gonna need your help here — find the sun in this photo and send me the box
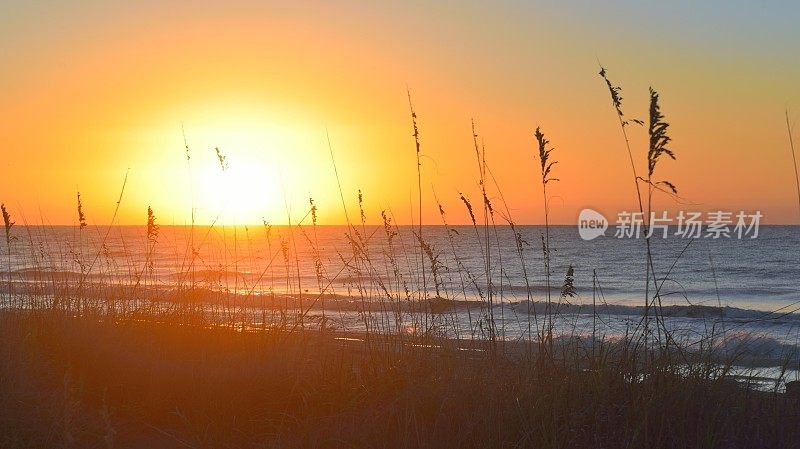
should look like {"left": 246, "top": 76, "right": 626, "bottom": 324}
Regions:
{"left": 192, "top": 161, "right": 281, "bottom": 225}
{"left": 174, "top": 109, "right": 337, "bottom": 225}
{"left": 184, "top": 121, "right": 296, "bottom": 225}
{"left": 128, "top": 101, "right": 348, "bottom": 226}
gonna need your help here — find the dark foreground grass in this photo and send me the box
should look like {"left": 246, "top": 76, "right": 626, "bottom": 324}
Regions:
{"left": 1, "top": 311, "right": 798, "bottom": 449}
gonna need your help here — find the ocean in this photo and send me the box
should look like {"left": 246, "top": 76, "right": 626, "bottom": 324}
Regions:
{"left": 3, "top": 224, "right": 800, "bottom": 371}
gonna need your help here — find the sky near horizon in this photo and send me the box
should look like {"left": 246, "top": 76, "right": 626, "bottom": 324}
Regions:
{"left": 1, "top": 1, "right": 799, "bottom": 226}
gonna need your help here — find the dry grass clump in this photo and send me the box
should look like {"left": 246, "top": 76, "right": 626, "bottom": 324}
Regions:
{"left": 1, "top": 311, "right": 798, "bottom": 448}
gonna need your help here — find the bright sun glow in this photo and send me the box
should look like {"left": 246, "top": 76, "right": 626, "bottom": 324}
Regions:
{"left": 152, "top": 107, "right": 337, "bottom": 225}
{"left": 194, "top": 162, "right": 282, "bottom": 225}
{"left": 188, "top": 120, "right": 296, "bottom": 224}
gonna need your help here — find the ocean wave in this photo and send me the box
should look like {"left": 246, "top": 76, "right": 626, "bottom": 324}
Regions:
{"left": 543, "top": 333, "right": 800, "bottom": 368}
{"left": 507, "top": 301, "right": 800, "bottom": 323}
{"left": 8, "top": 269, "right": 91, "bottom": 281}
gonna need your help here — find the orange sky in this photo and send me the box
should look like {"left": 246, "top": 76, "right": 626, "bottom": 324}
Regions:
{"left": 1, "top": 1, "right": 799, "bottom": 225}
